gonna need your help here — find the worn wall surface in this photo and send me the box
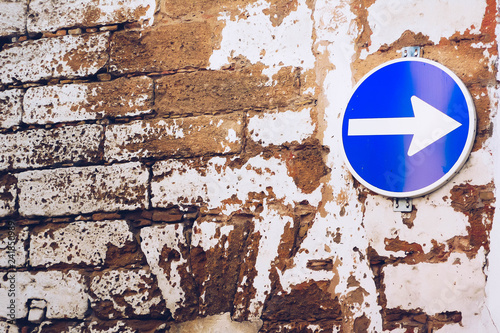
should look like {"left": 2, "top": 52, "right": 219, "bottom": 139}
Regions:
{"left": 0, "top": 0, "right": 499, "bottom": 332}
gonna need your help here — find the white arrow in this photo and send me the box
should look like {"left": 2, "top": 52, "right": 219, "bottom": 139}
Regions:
{"left": 348, "top": 95, "right": 462, "bottom": 156}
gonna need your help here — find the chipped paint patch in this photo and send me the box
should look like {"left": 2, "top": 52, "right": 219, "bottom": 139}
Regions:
{"left": 140, "top": 224, "right": 190, "bottom": 319}
{"left": 105, "top": 113, "right": 243, "bottom": 162}
{"left": 23, "top": 77, "right": 153, "bottom": 124}
{"left": 29, "top": 220, "right": 135, "bottom": 267}
{"left": 0, "top": 33, "right": 109, "bottom": 84}
{"left": 210, "top": 0, "right": 315, "bottom": 79}
{"left": 248, "top": 108, "right": 315, "bottom": 146}
{"left": 0, "top": 0, "right": 27, "bottom": 37}
{"left": 0, "top": 89, "right": 23, "bottom": 129}
{"left": 365, "top": 0, "right": 487, "bottom": 57}
{"left": 17, "top": 162, "right": 149, "bottom": 217}
{"left": 363, "top": 197, "right": 469, "bottom": 256}
{"left": 384, "top": 250, "right": 494, "bottom": 330}
{"left": 90, "top": 269, "right": 165, "bottom": 319}
{"left": 151, "top": 155, "right": 323, "bottom": 214}
{"left": 28, "top": 0, "right": 155, "bottom": 33}
{"left": 0, "top": 124, "right": 102, "bottom": 171}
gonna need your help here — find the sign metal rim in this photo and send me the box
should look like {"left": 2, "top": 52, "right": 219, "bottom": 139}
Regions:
{"left": 340, "top": 57, "right": 476, "bottom": 198}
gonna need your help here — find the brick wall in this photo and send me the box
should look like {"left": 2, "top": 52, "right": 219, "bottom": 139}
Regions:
{"left": 0, "top": 0, "right": 498, "bottom": 332}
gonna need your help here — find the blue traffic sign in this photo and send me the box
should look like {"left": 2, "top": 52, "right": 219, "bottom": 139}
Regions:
{"left": 341, "top": 58, "right": 476, "bottom": 198}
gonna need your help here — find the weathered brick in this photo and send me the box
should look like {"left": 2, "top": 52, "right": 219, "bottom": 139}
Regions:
{"left": 109, "top": 22, "right": 212, "bottom": 74}
{"left": 0, "top": 174, "right": 16, "bottom": 218}
{"left": 151, "top": 155, "right": 322, "bottom": 209}
{"left": 23, "top": 76, "right": 153, "bottom": 124}
{"left": 155, "top": 67, "right": 300, "bottom": 116}
{"left": 17, "top": 162, "right": 149, "bottom": 217}
{"left": 0, "top": 33, "right": 109, "bottom": 85}
{"left": 160, "top": 0, "right": 233, "bottom": 17}
{"left": 88, "top": 320, "right": 168, "bottom": 332}
{"left": 104, "top": 112, "right": 243, "bottom": 162}
{"left": 27, "top": 0, "right": 155, "bottom": 33}
{"left": 0, "top": 270, "right": 88, "bottom": 319}
{"left": 0, "top": 0, "right": 27, "bottom": 37}
{"left": 0, "top": 226, "right": 28, "bottom": 267}
{"left": 29, "top": 220, "right": 139, "bottom": 267}
{"left": 0, "top": 124, "right": 102, "bottom": 171}
{"left": 89, "top": 268, "right": 167, "bottom": 319}
{"left": 0, "top": 89, "right": 23, "bottom": 129}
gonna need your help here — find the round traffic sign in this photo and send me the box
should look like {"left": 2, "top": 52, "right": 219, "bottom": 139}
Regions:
{"left": 341, "top": 58, "right": 476, "bottom": 198}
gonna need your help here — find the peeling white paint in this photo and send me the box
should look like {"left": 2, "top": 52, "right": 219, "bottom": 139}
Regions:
{"left": 0, "top": 33, "right": 109, "bottom": 85}
{"left": 191, "top": 221, "right": 234, "bottom": 252}
{"left": 90, "top": 269, "right": 163, "bottom": 318}
{"left": 30, "top": 220, "right": 134, "bottom": 266}
{"left": 365, "top": 0, "right": 487, "bottom": 57}
{"left": 0, "top": 124, "right": 103, "bottom": 171}
{"left": 384, "top": 250, "right": 497, "bottom": 331}
{"left": 17, "top": 162, "right": 149, "bottom": 217}
{"left": 235, "top": 204, "right": 290, "bottom": 319}
{"left": 248, "top": 108, "right": 315, "bottom": 146}
{"left": 0, "top": 89, "right": 23, "bottom": 129}
{"left": 210, "top": 0, "right": 315, "bottom": 79}
{"left": 152, "top": 155, "right": 323, "bottom": 215}
{"left": 0, "top": 0, "right": 27, "bottom": 37}
{"left": 486, "top": 22, "right": 500, "bottom": 331}
{"left": 28, "top": 0, "right": 156, "bottom": 33}
{"left": 23, "top": 77, "right": 153, "bottom": 124}
{"left": 313, "top": 0, "right": 383, "bottom": 331}
{"left": 140, "top": 224, "right": 189, "bottom": 319}
{"left": 363, "top": 196, "right": 469, "bottom": 256}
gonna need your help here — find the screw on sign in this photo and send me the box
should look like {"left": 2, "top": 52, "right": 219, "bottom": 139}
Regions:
{"left": 340, "top": 58, "right": 476, "bottom": 198}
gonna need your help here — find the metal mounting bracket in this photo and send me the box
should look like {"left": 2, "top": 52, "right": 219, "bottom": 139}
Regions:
{"left": 393, "top": 198, "right": 413, "bottom": 212}
{"left": 401, "top": 46, "right": 422, "bottom": 58}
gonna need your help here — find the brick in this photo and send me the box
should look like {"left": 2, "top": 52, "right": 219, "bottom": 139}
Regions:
{"left": 190, "top": 217, "right": 252, "bottom": 316}
{"left": 104, "top": 113, "right": 244, "bottom": 162}
{"left": 0, "top": 124, "right": 102, "bottom": 171}
{"left": 109, "top": 22, "right": 212, "bottom": 74}
{"left": 0, "top": 0, "right": 27, "bottom": 37}
{"left": 0, "top": 89, "right": 23, "bottom": 129}
{"left": 0, "top": 174, "right": 16, "bottom": 218}
{"left": 160, "top": 0, "right": 231, "bottom": 17}
{"left": 155, "top": 68, "right": 300, "bottom": 116}
{"left": 17, "top": 162, "right": 149, "bottom": 217}
{"left": 0, "top": 33, "right": 109, "bottom": 85}
{"left": 0, "top": 226, "right": 28, "bottom": 267}
{"left": 23, "top": 76, "right": 153, "bottom": 124}
{"left": 89, "top": 268, "right": 167, "bottom": 319}
{"left": 0, "top": 270, "right": 88, "bottom": 319}
{"left": 88, "top": 320, "right": 168, "bottom": 332}
{"left": 151, "top": 155, "right": 321, "bottom": 209}
{"left": 27, "top": 0, "right": 155, "bottom": 33}
{"left": 29, "top": 220, "right": 138, "bottom": 267}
